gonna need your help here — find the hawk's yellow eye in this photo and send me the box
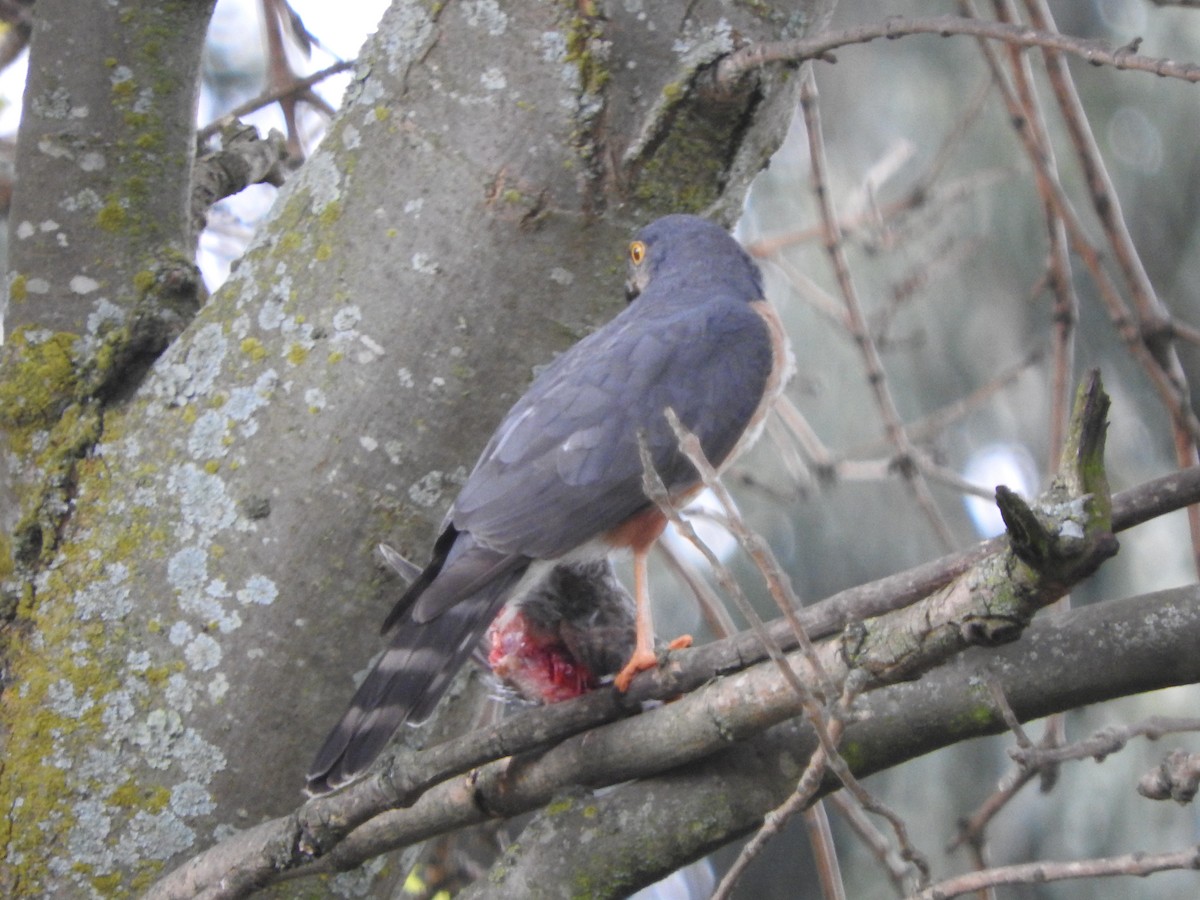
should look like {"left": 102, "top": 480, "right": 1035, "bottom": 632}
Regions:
{"left": 629, "top": 240, "right": 646, "bottom": 265}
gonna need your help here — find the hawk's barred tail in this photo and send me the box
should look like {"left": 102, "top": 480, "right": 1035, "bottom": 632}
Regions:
{"left": 305, "top": 571, "right": 521, "bottom": 795}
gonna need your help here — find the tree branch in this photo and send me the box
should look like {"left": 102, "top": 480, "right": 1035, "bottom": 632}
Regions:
{"left": 718, "top": 15, "right": 1200, "bottom": 84}
{"left": 913, "top": 844, "right": 1200, "bottom": 899}
{"left": 464, "top": 585, "right": 1200, "bottom": 898}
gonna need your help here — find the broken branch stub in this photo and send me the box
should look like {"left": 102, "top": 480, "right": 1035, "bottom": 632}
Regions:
{"left": 843, "top": 370, "right": 1118, "bottom": 684}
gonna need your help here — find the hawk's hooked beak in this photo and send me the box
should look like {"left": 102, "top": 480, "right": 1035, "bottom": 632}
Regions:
{"left": 624, "top": 269, "right": 648, "bottom": 304}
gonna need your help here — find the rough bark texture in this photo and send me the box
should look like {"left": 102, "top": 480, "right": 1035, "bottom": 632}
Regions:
{"left": 0, "top": 1, "right": 816, "bottom": 895}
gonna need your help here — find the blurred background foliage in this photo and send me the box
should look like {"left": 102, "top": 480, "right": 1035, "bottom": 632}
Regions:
{"left": 728, "top": 3, "right": 1200, "bottom": 897}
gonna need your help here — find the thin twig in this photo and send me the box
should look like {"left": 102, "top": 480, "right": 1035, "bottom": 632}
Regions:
{"left": 1012, "top": 716, "right": 1200, "bottom": 768}
{"left": 845, "top": 348, "right": 1042, "bottom": 457}
{"left": 828, "top": 791, "right": 913, "bottom": 895}
{"left": 636, "top": 430, "right": 814, "bottom": 704}
{"left": 654, "top": 541, "right": 738, "bottom": 639}
{"left": 717, "top": 15, "right": 1200, "bottom": 83}
{"left": 747, "top": 167, "right": 1013, "bottom": 258}
{"left": 197, "top": 60, "right": 355, "bottom": 143}
{"left": 805, "top": 801, "right": 849, "bottom": 900}
{"left": 974, "top": 0, "right": 1078, "bottom": 470}
{"left": 800, "top": 69, "right": 956, "bottom": 549}
{"left": 911, "top": 844, "right": 1200, "bottom": 899}
{"left": 662, "top": 412, "right": 931, "bottom": 895}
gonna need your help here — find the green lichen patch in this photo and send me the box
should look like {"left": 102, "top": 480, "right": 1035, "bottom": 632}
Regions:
{"left": 239, "top": 337, "right": 267, "bottom": 362}
{"left": 0, "top": 422, "right": 181, "bottom": 895}
{"left": 630, "top": 84, "right": 753, "bottom": 215}
{"left": 0, "top": 328, "right": 83, "bottom": 429}
{"left": 9, "top": 273, "right": 27, "bottom": 303}
{"left": 565, "top": 13, "right": 609, "bottom": 95}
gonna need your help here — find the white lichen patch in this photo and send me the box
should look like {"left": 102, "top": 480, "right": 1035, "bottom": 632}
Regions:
{"left": 168, "top": 621, "right": 193, "bottom": 647}
{"left": 79, "top": 151, "right": 105, "bottom": 172}
{"left": 333, "top": 304, "right": 362, "bottom": 332}
{"left": 341, "top": 123, "right": 361, "bottom": 150}
{"left": 305, "top": 386, "right": 327, "bottom": 412}
{"left": 60, "top": 187, "right": 102, "bottom": 213}
{"left": 207, "top": 673, "right": 229, "bottom": 704}
{"left": 539, "top": 31, "right": 567, "bottom": 63}
{"left": 167, "top": 462, "right": 240, "bottom": 543}
{"left": 404, "top": 198, "right": 424, "bottom": 216}
{"left": 236, "top": 574, "right": 277, "bottom": 607}
{"left": 182, "top": 589, "right": 241, "bottom": 635}
{"left": 69, "top": 275, "right": 99, "bottom": 294}
{"left": 86, "top": 297, "right": 126, "bottom": 337}
{"left": 164, "top": 673, "right": 195, "bottom": 715}
{"left": 357, "top": 334, "right": 385, "bottom": 364}
{"left": 30, "top": 85, "right": 73, "bottom": 119}
{"left": 71, "top": 562, "right": 134, "bottom": 622}
{"left": 397, "top": 367, "right": 414, "bottom": 388}
{"left": 672, "top": 17, "right": 734, "bottom": 58}
{"left": 378, "top": 2, "right": 434, "bottom": 76}
{"left": 101, "top": 691, "right": 136, "bottom": 733}
{"left": 124, "top": 809, "right": 196, "bottom": 860}
{"left": 351, "top": 71, "right": 386, "bottom": 109}
{"left": 227, "top": 369, "right": 279, "bottom": 436}
{"left": 61, "top": 798, "right": 115, "bottom": 877}
{"left": 170, "top": 781, "right": 216, "bottom": 818}
{"left": 184, "top": 633, "right": 222, "bottom": 672}
{"left": 258, "top": 297, "right": 287, "bottom": 331}
{"left": 15, "top": 220, "right": 34, "bottom": 239}
{"left": 549, "top": 267, "right": 575, "bottom": 286}
{"left": 303, "top": 150, "right": 342, "bottom": 213}
{"left": 132, "top": 708, "right": 185, "bottom": 769}
{"left": 360, "top": 435, "right": 378, "bottom": 452}
{"left": 188, "top": 409, "right": 230, "bottom": 460}
{"left": 152, "top": 323, "right": 229, "bottom": 406}
{"left": 168, "top": 546, "right": 208, "bottom": 595}
{"left": 47, "top": 679, "right": 94, "bottom": 719}
{"left": 462, "top": 0, "right": 507, "bottom": 35}
{"left": 480, "top": 68, "right": 507, "bottom": 91}
{"left": 411, "top": 252, "right": 439, "bottom": 275}
{"left": 409, "top": 471, "right": 444, "bottom": 507}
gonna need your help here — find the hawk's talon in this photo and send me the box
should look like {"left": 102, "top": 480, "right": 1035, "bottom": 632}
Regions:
{"left": 613, "top": 647, "right": 659, "bottom": 692}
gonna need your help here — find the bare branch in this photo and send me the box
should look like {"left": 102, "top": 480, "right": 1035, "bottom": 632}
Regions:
{"left": 195, "top": 59, "right": 355, "bottom": 143}
{"left": 912, "top": 845, "right": 1200, "bottom": 899}
{"left": 718, "top": 15, "right": 1200, "bottom": 84}
{"left": 799, "top": 68, "right": 956, "bottom": 549}
{"left": 1012, "top": 717, "right": 1200, "bottom": 768}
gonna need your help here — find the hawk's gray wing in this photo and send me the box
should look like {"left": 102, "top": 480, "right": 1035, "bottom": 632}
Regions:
{"left": 410, "top": 297, "right": 774, "bottom": 621}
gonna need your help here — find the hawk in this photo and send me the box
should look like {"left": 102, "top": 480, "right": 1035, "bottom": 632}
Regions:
{"left": 308, "top": 214, "right": 792, "bottom": 794}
